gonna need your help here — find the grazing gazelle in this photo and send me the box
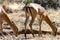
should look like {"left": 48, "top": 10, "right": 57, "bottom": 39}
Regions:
{"left": 0, "top": 5, "right": 18, "bottom": 36}
{"left": 24, "top": 3, "right": 57, "bottom": 37}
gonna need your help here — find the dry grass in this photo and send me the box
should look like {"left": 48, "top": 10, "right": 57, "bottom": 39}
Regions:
{"left": 1, "top": 3, "right": 60, "bottom": 40}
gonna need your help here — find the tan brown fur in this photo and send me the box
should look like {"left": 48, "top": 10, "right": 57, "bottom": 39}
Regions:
{"left": 0, "top": 5, "right": 18, "bottom": 36}
{"left": 24, "top": 3, "right": 57, "bottom": 37}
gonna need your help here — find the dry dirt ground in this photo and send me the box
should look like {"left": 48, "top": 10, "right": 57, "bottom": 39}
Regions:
{"left": 0, "top": 8, "right": 60, "bottom": 40}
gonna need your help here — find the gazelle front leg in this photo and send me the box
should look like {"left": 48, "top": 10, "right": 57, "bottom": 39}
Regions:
{"left": 37, "top": 9, "right": 44, "bottom": 37}
{"left": 37, "top": 15, "right": 43, "bottom": 37}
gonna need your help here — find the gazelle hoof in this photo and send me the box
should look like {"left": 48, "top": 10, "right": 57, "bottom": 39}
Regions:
{"left": 29, "top": 30, "right": 35, "bottom": 37}
{"left": 32, "top": 34, "right": 35, "bottom": 37}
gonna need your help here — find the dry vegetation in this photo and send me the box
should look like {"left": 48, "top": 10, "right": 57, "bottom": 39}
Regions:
{"left": 0, "top": 3, "right": 60, "bottom": 40}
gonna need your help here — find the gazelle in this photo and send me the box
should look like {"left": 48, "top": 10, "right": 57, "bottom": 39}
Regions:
{"left": 0, "top": 5, "right": 18, "bottom": 36}
{"left": 24, "top": 3, "right": 57, "bottom": 37}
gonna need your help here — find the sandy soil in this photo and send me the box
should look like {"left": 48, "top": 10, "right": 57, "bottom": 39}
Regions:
{"left": 0, "top": 6, "right": 60, "bottom": 40}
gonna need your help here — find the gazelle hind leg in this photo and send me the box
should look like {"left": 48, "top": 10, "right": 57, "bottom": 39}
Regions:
{"left": 29, "top": 16, "right": 36, "bottom": 37}
{"left": 24, "top": 13, "right": 29, "bottom": 38}
{"left": 2, "top": 13, "right": 18, "bottom": 36}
